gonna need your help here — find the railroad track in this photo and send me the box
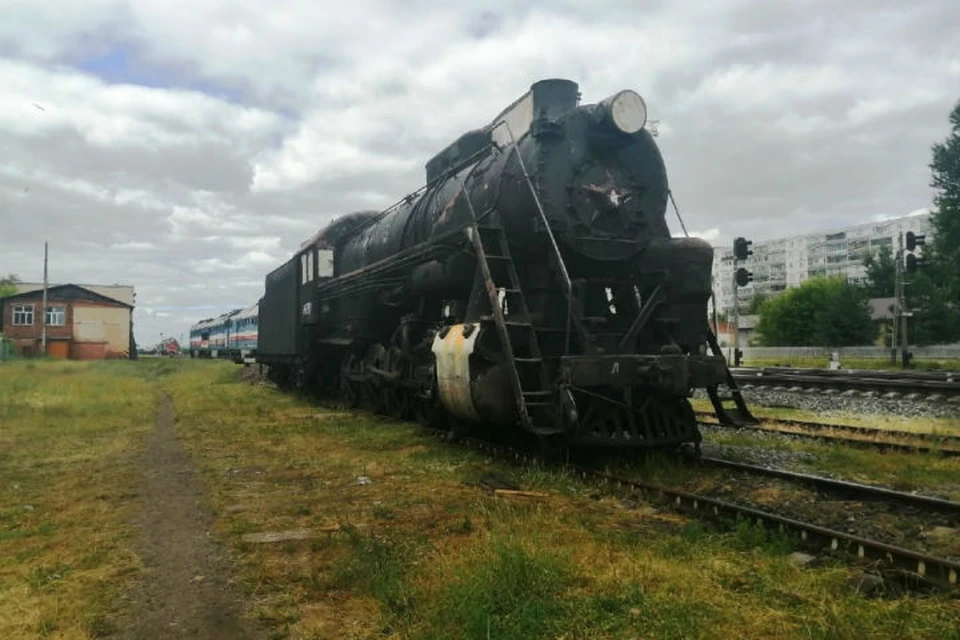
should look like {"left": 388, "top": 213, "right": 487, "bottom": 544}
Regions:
{"left": 731, "top": 366, "right": 960, "bottom": 398}
{"left": 431, "top": 431, "right": 960, "bottom": 592}
{"left": 695, "top": 412, "right": 960, "bottom": 457}
{"left": 692, "top": 453, "right": 960, "bottom": 517}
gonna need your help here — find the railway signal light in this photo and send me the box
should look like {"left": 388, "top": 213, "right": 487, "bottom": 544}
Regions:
{"left": 905, "top": 253, "right": 925, "bottom": 273}
{"left": 733, "top": 237, "right": 753, "bottom": 261}
{"left": 905, "top": 231, "right": 925, "bottom": 252}
{"left": 735, "top": 267, "right": 753, "bottom": 287}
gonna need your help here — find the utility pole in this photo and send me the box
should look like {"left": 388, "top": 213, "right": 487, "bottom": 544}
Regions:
{"left": 891, "top": 233, "right": 902, "bottom": 364}
{"left": 732, "top": 237, "right": 754, "bottom": 367}
{"left": 41, "top": 241, "right": 48, "bottom": 356}
{"left": 899, "top": 230, "right": 925, "bottom": 368}
{"left": 732, "top": 263, "right": 740, "bottom": 364}
{"left": 901, "top": 296, "right": 910, "bottom": 369}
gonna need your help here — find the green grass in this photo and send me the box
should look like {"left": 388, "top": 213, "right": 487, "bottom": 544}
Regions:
{"left": 9, "top": 359, "right": 955, "bottom": 638}
{"left": 0, "top": 360, "right": 155, "bottom": 639}
{"left": 159, "top": 360, "right": 960, "bottom": 639}
{"left": 410, "top": 539, "right": 573, "bottom": 640}
{"left": 3, "top": 358, "right": 959, "bottom": 639}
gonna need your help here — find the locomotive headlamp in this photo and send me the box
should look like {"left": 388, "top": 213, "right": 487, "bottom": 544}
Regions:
{"left": 596, "top": 90, "right": 648, "bottom": 134}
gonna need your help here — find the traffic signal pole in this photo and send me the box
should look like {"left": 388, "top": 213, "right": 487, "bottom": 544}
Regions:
{"left": 892, "top": 232, "right": 902, "bottom": 364}
{"left": 896, "top": 230, "right": 925, "bottom": 368}
{"left": 732, "top": 256, "right": 740, "bottom": 366}
{"left": 730, "top": 237, "right": 753, "bottom": 367}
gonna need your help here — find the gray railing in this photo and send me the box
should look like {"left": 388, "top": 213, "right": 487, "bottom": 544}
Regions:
{"left": 736, "top": 345, "right": 960, "bottom": 361}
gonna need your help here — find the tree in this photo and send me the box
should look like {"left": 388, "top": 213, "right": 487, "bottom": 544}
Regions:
{"left": 916, "top": 99, "right": 960, "bottom": 344}
{"left": 862, "top": 245, "right": 896, "bottom": 298}
{"left": 0, "top": 274, "right": 18, "bottom": 299}
{"left": 908, "top": 281, "right": 958, "bottom": 345}
{"left": 755, "top": 276, "right": 876, "bottom": 346}
{"left": 0, "top": 274, "right": 19, "bottom": 337}
{"left": 746, "top": 293, "right": 768, "bottom": 315}
{"left": 930, "top": 100, "right": 960, "bottom": 285}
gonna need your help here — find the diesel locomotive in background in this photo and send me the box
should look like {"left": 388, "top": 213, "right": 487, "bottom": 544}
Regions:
{"left": 255, "top": 78, "right": 750, "bottom": 450}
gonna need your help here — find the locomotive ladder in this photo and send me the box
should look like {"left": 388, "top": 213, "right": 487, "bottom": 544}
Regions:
{"left": 460, "top": 207, "right": 560, "bottom": 435}
{"left": 705, "top": 327, "right": 758, "bottom": 426}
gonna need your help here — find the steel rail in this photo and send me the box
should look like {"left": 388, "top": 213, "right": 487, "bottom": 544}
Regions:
{"left": 582, "top": 466, "right": 960, "bottom": 591}
{"left": 733, "top": 366, "right": 957, "bottom": 382}
{"left": 732, "top": 370, "right": 960, "bottom": 395}
{"left": 431, "top": 432, "right": 960, "bottom": 592}
{"left": 692, "top": 454, "right": 960, "bottom": 516}
{"left": 695, "top": 413, "right": 960, "bottom": 457}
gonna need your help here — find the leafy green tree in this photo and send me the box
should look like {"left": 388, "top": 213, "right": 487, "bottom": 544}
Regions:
{"left": 0, "top": 274, "right": 19, "bottom": 337}
{"left": 862, "top": 245, "right": 896, "bottom": 298}
{"left": 746, "top": 293, "right": 767, "bottom": 315}
{"left": 0, "top": 274, "right": 18, "bottom": 298}
{"left": 912, "top": 99, "right": 960, "bottom": 344}
{"left": 908, "top": 281, "right": 958, "bottom": 345}
{"left": 755, "top": 276, "right": 876, "bottom": 346}
{"left": 930, "top": 100, "right": 960, "bottom": 287}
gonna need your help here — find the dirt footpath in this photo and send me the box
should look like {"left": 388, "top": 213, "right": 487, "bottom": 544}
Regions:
{"left": 116, "top": 395, "right": 260, "bottom": 639}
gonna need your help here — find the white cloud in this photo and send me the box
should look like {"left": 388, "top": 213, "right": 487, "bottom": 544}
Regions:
{"left": 0, "top": 59, "right": 283, "bottom": 148}
{"left": 685, "top": 63, "right": 848, "bottom": 114}
{"left": 690, "top": 228, "right": 722, "bottom": 244}
{"left": 0, "top": 0, "right": 957, "bottom": 346}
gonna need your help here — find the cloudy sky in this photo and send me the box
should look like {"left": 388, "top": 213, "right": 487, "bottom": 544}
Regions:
{"left": 1, "top": 0, "right": 958, "bottom": 347}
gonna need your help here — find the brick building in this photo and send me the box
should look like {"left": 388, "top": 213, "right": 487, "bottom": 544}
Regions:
{"left": 1, "top": 284, "right": 134, "bottom": 359}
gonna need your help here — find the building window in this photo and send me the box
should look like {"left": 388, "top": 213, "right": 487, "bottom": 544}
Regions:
{"left": 45, "top": 306, "right": 66, "bottom": 326}
{"left": 13, "top": 304, "right": 34, "bottom": 325}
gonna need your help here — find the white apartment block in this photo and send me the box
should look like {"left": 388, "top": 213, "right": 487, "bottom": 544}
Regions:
{"left": 712, "top": 212, "right": 934, "bottom": 315}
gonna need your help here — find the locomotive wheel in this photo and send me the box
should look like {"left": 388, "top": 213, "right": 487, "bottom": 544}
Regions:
{"left": 364, "top": 344, "right": 388, "bottom": 414}
{"left": 414, "top": 366, "right": 444, "bottom": 428}
{"left": 382, "top": 346, "right": 411, "bottom": 419}
{"left": 341, "top": 376, "right": 360, "bottom": 408}
{"left": 363, "top": 382, "right": 385, "bottom": 413}
{"left": 340, "top": 354, "right": 361, "bottom": 408}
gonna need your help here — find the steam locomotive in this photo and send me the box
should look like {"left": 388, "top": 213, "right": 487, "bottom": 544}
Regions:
{"left": 257, "top": 79, "right": 751, "bottom": 449}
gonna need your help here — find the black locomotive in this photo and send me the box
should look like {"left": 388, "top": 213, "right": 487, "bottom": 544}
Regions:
{"left": 257, "top": 79, "right": 752, "bottom": 449}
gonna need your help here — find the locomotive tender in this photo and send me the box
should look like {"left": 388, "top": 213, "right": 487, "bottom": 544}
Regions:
{"left": 257, "top": 79, "right": 747, "bottom": 449}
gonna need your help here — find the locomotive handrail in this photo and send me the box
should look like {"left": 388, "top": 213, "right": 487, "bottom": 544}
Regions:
{"left": 454, "top": 160, "right": 536, "bottom": 430}
{"left": 490, "top": 120, "right": 575, "bottom": 354}
{"left": 490, "top": 120, "right": 573, "bottom": 296}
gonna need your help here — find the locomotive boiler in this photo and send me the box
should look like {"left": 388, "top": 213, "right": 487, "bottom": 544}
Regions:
{"left": 257, "top": 79, "right": 751, "bottom": 449}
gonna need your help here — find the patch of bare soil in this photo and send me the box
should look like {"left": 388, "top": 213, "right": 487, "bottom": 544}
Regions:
{"left": 114, "top": 395, "right": 261, "bottom": 639}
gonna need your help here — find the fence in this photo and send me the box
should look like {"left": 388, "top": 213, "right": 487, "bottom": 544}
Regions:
{"left": 735, "top": 345, "right": 960, "bottom": 363}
